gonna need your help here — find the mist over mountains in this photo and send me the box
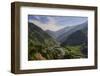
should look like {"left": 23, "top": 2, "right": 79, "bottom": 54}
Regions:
{"left": 46, "top": 21, "right": 88, "bottom": 44}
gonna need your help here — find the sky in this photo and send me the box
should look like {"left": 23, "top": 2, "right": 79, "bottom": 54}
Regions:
{"left": 28, "top": 15, "right": 88, "bottom": 31}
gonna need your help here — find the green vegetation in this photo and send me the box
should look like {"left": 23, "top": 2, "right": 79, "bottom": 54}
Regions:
{"left": 62, "top": 45, "right": 86, "bottom": 59}
{"left": 28, "top": 22, "right": 87, "bottom": 60}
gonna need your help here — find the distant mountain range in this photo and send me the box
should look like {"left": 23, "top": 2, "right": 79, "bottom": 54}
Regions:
{"left": 46, "top": 21, "right": 88, "bottom": 45}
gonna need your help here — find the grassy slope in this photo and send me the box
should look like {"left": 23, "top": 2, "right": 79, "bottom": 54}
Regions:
{"left": 63, "top": 45, "right": 85, "bottom": 59}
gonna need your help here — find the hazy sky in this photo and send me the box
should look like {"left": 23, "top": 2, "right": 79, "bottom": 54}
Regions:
{"left": 28, "top": 15, "right": 88, "bottom": 31}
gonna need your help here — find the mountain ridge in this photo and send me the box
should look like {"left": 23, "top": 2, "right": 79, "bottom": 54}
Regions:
{"left": 46, "top": 21, "right": 88, "bottom": 43}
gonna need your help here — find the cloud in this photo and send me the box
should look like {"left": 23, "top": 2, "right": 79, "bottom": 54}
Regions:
{"left": 29, "top": 17, "right": 66, "bottom": 31}
{"left": 28, "top": 15, "right": 88, "bottom": 31}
